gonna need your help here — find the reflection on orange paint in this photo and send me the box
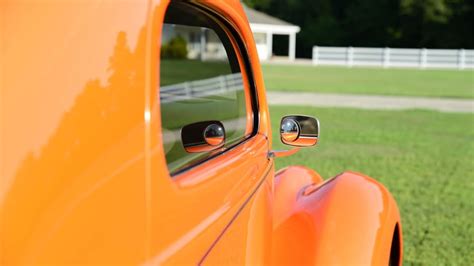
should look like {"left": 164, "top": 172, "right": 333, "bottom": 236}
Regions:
{"left": 281, "top": 132, "right": 299, "bottom": 142}
{"left": 293, "top": 136, "right": 319, "bottom": 146}
{"left": 205, "top": 136, "right": 225, "bottom": 146}
{"left": 0, "top": 0, "right": 402, "bottom": 265}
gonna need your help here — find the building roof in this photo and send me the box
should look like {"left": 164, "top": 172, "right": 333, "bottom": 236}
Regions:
{"left": 243, "top": 5, "right": 296, "bottom": 27}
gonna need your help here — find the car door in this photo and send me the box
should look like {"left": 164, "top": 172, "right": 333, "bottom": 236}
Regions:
{"left": 149, "top": 1, "right": 273, "bottom": 264}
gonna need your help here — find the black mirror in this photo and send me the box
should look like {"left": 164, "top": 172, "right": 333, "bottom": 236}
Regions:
{"left": 181, "top": 121, "right": 225, "bottom": 153}
{"left": 280, "top": 115, "right": 319, "bottom": 147}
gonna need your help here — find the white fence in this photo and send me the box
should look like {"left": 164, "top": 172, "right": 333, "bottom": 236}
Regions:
{"left": 312, "top": 46, "right": 474, "bottom": 69}
{"left": 160, "top": 73, "right": 243, "bottom": 103}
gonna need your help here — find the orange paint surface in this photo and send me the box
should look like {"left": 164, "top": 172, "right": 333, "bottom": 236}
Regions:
{"left": 0, "top": 0, "right": 402, "bottom": 264}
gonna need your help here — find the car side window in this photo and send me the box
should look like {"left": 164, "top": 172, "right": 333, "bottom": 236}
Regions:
{"left": 160, "top": 2, "right": 254, "bottom": 175}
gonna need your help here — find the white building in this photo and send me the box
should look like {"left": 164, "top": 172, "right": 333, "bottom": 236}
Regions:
{"left": 244, "top": 5, "right": 301, "bottom": 61}
{"left": 162, "top": 6, "right": 301, "bottom": 62}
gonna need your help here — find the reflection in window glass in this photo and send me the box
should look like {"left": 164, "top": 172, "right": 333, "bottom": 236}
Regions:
{"left": 160, "top": 3, "right": 252, "bottom": 175}
{"left": 253, "top": 32, "right": 266, "bottom": 45}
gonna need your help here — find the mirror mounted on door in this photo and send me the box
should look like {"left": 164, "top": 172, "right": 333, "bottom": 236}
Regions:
{"left": 280, "top": 115, "right": 320, "bottom": 147}
{"left": 269, "top": 115, "right": 320, "bottom": 158}
{"left": 182, "top": 121, "right": 225, "bottom": 153}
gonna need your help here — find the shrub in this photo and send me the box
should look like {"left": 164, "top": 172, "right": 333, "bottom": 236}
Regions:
{"left": 161, "top": 35, "right": 188, "bottom": 59}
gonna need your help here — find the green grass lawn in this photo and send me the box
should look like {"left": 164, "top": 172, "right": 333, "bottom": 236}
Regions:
{"left": 161, "top": 59, "right": 232, "bottom": 86}
{"left": 262, "top": 65, "right": 474, "bottom": 99}
{"left": 270, "top": 105, "right": 474, "bottom": 265}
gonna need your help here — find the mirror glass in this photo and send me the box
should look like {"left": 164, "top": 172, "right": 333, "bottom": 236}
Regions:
{"left": 280, "top": 115, "right": 319, "bottom": 147}
{"left": 182, "top": 121, "right": 225, "bottom": 153}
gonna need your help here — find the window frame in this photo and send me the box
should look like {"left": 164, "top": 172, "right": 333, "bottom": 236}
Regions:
{"left": 159, "top": 1, "right": 260, "bottom": 177}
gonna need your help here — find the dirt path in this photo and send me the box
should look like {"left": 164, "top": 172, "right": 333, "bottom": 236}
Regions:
{"left": 267, "top": 92, "right": 474, "bottom": 113}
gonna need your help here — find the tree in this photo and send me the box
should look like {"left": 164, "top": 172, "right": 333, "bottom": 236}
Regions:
{"left": 247, "top": 0, "right": 473, "bottom": 58}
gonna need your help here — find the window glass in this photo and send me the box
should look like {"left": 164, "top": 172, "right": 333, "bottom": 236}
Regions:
{"left": 160, "top": 3, "right": 252, "bottom": 175}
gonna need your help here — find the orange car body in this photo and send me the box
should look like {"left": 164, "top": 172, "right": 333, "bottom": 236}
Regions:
{"left": 0, "top": 0, "right": 402, "bottom": 265}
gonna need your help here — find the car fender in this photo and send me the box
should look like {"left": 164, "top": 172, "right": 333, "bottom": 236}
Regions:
{"left": 273, "top": 167, "right": 402, "bottom": 265}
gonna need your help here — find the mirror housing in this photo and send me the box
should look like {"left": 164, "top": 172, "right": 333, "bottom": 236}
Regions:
{"left": 181, "top": 121, "right": 225, "bottom": 153}
{"left": 280, "top": 115, "right": 319, "bottom": 147}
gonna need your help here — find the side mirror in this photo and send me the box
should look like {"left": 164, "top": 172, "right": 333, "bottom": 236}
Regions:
{"left": 181, "top": 121, "right": 225, "bottom": 153}
{"left": 280, "top": 115, "right": 319, "bottom": 147}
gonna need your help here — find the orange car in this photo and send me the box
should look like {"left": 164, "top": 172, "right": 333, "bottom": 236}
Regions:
{"left": 1, "top": 0, "right": 402, "bottom": 265}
